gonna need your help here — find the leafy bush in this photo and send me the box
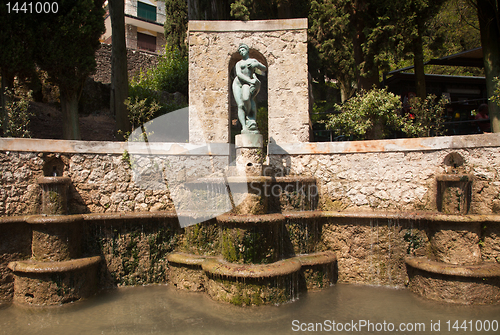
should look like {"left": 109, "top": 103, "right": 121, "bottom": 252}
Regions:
{"left": 1, "top": 84, "right": 33, "bottom": 138}
{"left": 230, "top": 0, "right": 251, "bottom": 20}
{"left": 124, "top": 97, "right": 160, "bottom": 133}
{"left": 127, "top": 45, "right": 188, "bottom": 136}
{"left": 131, "top": 45, "right": 188, "bottom": 96}
{"left": 326, "top": 88, "right": 403, "bottom": 140}
{"left": 402, "top": 94, "right": 448, "bottom": 138}
{"left": 128, "top": 84, "right": 185, "bottom": 119}
{"left": 326, "top": 88, "right": 450, "bottom": 140}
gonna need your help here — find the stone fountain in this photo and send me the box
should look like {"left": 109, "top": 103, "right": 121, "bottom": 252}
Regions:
{"left": 0, "top": 19, "right": 499, "bottom": 310}
{"left": 166, "top": 33, "right": 336, "bottom": 305}
{"left": 166, "top": 132, "right": 336, "bottom": 305}
{"left": 405, "top": 152, "right": 500, "bottom": 304}
{"left": 7, "top": 158, "right": 101, "bottom": 306}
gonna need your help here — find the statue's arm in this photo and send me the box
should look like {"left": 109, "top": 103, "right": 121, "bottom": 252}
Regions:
{"left": 255, "top": 61, "right": 266, "bottom": 72}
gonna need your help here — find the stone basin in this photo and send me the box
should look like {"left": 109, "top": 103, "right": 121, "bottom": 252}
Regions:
{"left": 8, "top": 256, "right": 102, "bottom": 274}
{"left": 7, "top": 256, "right": 103, "bottom": 306}
{"left": 296, "top": 251, "right": 337, "bottom": 266}
{"left": 202, "top": 257, "right": 302, "bottom": 278}
{"left": 167, "top": 252, "right": 213, "bottom": 266}
{"left": 405, "top": 256, "right": 500, "bottom": 304}
{"left": 405, "top": 257, "right": 500, "bottom": 278}
{"left": 37, "top": 176, "right": 71, "bottom": 185}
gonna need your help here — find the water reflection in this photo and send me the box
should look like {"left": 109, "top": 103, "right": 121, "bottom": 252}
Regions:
{"left": 1, "top": 284, "right": 499, "bottom": 334}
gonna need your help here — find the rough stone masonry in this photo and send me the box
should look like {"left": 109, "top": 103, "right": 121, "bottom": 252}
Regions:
{"left": 188, "top": 19, "right": 310, "bottom": 144}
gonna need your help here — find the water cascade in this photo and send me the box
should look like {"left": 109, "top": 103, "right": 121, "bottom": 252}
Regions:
{"left": 167, "top": 133, "right": 337, "bottom": 305}
{"left": 7, "top": 159, "right": 101, "bottom": 306}
{"left": 405, "top": 153, "right": 500, "bottom": 304}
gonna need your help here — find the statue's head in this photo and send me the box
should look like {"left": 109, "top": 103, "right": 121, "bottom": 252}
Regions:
{"left": 238, "top": 43, "right": 249, "bottom": 56}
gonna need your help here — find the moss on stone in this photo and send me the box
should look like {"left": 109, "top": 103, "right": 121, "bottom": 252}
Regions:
{"left": 210, "top": 277, "right": 290, "bottom": 306}
{"left": 182, "top": 222, "right": 219, "bottom": 255}
{"left": 221, "top": 226, "right": 277, "bottom": 264}
{"left": 320, "top": 197, "right": 348, "bottom": 212}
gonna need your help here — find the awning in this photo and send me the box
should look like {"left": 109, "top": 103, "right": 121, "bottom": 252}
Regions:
{"left": 387, "top": 47, "right": 484, "bottom": 76}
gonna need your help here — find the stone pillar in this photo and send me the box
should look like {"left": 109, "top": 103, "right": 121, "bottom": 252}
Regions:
{"left": 235, "top": 133, "right": 263, "bottom": 176}
{"left": 126, "top": 24, "right": 138, "bottom": 50}
{"left": 188, "top": 19, "right": 309, "bottom": 145}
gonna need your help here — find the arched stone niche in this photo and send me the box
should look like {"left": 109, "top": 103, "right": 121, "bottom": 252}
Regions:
{"left": 42, "top": 156, "right": 65, "bottom": 177}
{"left": 228, "top": 48, "right": 268, "bottom": 142}
{"left": 188, "top": 19, "right": 309, "bottom": 145}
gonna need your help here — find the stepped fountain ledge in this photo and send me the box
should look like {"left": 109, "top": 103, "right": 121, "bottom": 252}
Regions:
{"left": 7, "top": 163, "right": 102, "bottom": 306}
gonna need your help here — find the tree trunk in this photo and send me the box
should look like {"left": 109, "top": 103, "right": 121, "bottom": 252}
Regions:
{"left": 277, "top": 0, "right": 292, "bottom": 18}
{"left": 60, "top": 90, "right": 81, "bottom": 140}
{"left": 109, "top": 0, "right": 130, "bottom": 140}
{"left": 478, "top": 0, "right": 500, "bottom": 132}
{"left": 0, "top": 70, "right": 7, "bottom": 136}
{"left": 366, "top": 121, "right": 383, "bottom": 140}
{"left": 339, "top": 76, "right": 354, "bottom": 102}
{"left": 413, "top": 19, "right": 427, "bottom": 100}
{"left": 339, "top": 81, "right": 350, "bottom": 103}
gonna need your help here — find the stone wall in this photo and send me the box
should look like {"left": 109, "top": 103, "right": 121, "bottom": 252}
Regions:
{"left": 269, "top": 133, "right": 500, "bottom": 215}
{"left": 0, "top": 151, "right": 175, "bottom": 216}
{"left": 1, "top": 134, "right": 499, "bottom": 218}
{"left": 188, "top": 19, "right": 309, "bottom": 144}
{"left": 320, "top": 213, "right": 423, "bottom": 287}
{"left": 0, "top": 218, "right": 30, "bottom": 301}
{"left": 92, "top": 43, "right": 159, "bottom": 84}
{"left": 0, "top": 139, "right": 229, "bottom": 216}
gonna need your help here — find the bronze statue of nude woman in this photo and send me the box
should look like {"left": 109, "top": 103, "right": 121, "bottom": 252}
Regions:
{"left": 232, "top": 43, "right": 267, "bottom": 134}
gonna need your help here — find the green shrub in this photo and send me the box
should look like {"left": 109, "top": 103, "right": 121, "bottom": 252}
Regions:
{"left": 230, "top": 0, "right": 251, "bottom": 21}
{"left": 127, "top": 45, "right": 188, "bottom": 137}
{"left": 326, "top": 88, "right": 450, "bottom": 140}
{"left": 124, "top": 97, "right": 160, "bottom": 134}
{"left": 402, "top": 94, "right": 448, "bottom": 138}
{"left": 127, "top": 85, "right": 185, "bottom": 119}
{"left": 1, "top": 84, "right": 33, "bottom": 138}
{"left": 326, "top": 88, "right": 403, "bottom": 140}
{"left": 491, "top": 77, "right": 500, "bottom": 107}
{"left": 130, "top": 45, "right": 188, "bottom": 96}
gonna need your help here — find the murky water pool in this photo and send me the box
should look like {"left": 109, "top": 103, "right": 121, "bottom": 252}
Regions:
{"left": 1, "top": 284, "right": 499, "bottom": 334}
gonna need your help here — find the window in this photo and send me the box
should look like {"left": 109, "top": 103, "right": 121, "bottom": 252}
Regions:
{"left": 137, "top": 1, "right": 156, "bottom": 22}
{"left": 137, "top": 32, "right": 156, "bottom": 52}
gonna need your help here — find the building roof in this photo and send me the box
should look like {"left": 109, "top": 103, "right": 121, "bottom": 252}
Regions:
{"left": 425, "top": 47, "right": 483, "bottom": 68}
{"left": 388, "top": 47, "right": 484, "bottom": 75}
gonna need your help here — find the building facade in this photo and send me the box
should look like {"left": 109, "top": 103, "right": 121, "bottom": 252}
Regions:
{"left": 102, "top": 0, "right": 166, "bottom": 54}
